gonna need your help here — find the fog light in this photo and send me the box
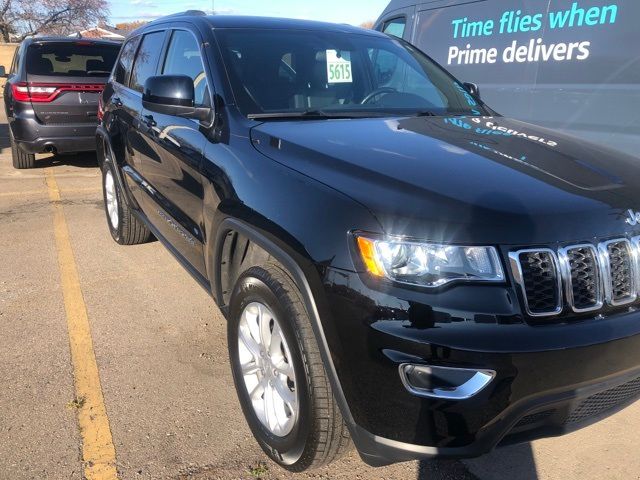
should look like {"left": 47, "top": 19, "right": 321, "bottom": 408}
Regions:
{"left": 399, "top": 364, "right": 495, "bottom": 400}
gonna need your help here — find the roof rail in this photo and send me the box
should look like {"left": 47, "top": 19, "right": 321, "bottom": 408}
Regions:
{"left": 161, "top": 10, "right": 207, "bottom": 19}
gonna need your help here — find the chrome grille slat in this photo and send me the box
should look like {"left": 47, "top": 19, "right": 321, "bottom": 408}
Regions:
{"left": 511, "top": 238, "right": 640, "bottom": 317}
{"left": 599, "top": 239, "right": 637, "bottom": 306}
{"left": 559, "top": 244, "right": 603, "bottom": 313}
{"left": 509, "top": 249, "right": 562, "bottom": 317}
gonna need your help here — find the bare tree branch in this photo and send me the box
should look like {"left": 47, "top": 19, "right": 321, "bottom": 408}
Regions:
{"left": 0, "top": 0, "right": 12, "bottom": 18}
{"left": 0, "top": 0, "right": 109, "bottom": 42}
{"left": 18, "top": 7, "right": 71, "bottom": 39}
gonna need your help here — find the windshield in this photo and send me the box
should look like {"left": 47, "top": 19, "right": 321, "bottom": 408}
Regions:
{"left": 214, "top": 28, "right": 490, "bottom": 118}
{"left": 26, "top": 42, "right": 120, "bottom": 77}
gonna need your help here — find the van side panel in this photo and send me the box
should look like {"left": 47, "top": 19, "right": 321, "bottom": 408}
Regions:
{"left": 383, "top": 0, "right": 639, "bottom": 156}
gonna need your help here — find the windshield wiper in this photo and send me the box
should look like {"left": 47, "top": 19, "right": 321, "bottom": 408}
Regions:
{"left": 247, "top": 110, "right": 383, "bottom": 120}
{"left": 414, "top": 110, "right": 438, "bottom": 117}
{"left": 248, "top": 110, "right": 338, "bottom": 120}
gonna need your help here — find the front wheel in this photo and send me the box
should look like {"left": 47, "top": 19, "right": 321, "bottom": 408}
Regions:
{"left": 101, "top": 160, "right": 153, "bottom": 245}
{"left": 228, "top": 263, "right": 352, "bottom": 471}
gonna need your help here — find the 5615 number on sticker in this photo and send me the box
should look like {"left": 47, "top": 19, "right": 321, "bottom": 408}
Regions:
{"left": 326, "top": 50, "right": 353, "bottom": 83}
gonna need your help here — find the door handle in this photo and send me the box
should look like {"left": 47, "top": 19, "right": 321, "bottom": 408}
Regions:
{"left": 112, "top": 96, "right": 123, "bottom": 107}
{"left": 143, "top": 114, "right": 156, "bottom": 128}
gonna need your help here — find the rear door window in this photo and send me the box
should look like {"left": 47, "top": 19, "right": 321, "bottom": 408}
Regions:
{"left": 9, "top": 44, "right": 21, "bottom": 75}
{"left": 161, "top": 30, "right": 210, "bottom": 107}
{"left": 25, "top": 42, "right": 120, "bottom": 77}
{"left": 383, "top": 17, "right": 406, "bottom": 38}
{"left": 114, "top": 36, "right": 141, "bottom": 85}
{"left": 129, "top": 31, "right": 166, "bottom": 93}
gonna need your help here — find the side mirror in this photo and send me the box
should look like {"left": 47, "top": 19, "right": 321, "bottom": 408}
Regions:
{"left": 463, "top": 82, "right": 481, "bottom": 99}
{"left": 142, "top": 75, "right": 210, "bottom": 122}
{"left": 0, "top": 66, "right": 7, "bottom": 78}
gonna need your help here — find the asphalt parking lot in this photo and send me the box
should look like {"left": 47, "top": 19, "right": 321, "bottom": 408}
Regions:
{"left": 1, "top": 100, "right": 640, "bottom": 480}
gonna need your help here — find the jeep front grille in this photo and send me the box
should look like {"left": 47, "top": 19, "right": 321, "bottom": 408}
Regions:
{"left": 510, "top": 237, "right": 640, "bottom": 317}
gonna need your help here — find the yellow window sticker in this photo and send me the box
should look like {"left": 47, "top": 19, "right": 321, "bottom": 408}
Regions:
{"left": 326, "top": 50, "right": 353, "bottom": 83}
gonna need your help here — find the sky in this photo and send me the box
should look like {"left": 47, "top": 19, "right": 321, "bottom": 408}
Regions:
{"left": 109, "top": 0, "right": 390, "bottom": 26}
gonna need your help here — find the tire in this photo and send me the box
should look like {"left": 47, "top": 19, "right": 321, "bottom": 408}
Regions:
{"left": 10, "top": 128, "right": 36, "bottom": 169}
{"left": 102, "top": 160, "right": 153, "bottom": 245}
{"left": 228, "top": 263, "right": 352, "bottom": 471}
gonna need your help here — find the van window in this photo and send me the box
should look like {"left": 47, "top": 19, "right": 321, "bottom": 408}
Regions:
{"left": 383, "top": 17, "right": 406, "bottom": 38}
{"left": 162, "top": 30, "right": 209, "bottom": 107}
{"left": 25, "top": 42, "right": 120, "bottom": 77}
{"left": 129, "top": 31, "right": 165, "bottom": 93}
{"left": 114, "top": 36, "right": 140, "bottom": 85}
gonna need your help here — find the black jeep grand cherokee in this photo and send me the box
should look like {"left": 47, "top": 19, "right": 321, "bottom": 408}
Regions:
{"left": 98, "top": 12, "right": 640, "bottom": 471}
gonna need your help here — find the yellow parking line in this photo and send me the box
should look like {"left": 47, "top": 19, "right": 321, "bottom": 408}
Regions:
{"left": 45, "top": 168, "right": 118, "bottom": 480}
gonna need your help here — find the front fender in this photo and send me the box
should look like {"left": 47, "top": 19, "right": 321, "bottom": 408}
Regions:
{"left": 96, "top": 125, "right": 140, "bottom": 212}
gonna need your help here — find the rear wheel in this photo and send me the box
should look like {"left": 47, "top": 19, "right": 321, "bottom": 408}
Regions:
{"left": 228, "top": 263, "right": 352, "bottom": 471}
{"left": 102, "top": 160, "right": 153, "bottom": 245}
{"left": 10, "top": 128, "right": 36, "bottom": 169}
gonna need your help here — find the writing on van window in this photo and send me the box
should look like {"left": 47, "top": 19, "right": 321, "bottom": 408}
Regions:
{"left": 447, "top": 1, "right": 618, "bottom": 65}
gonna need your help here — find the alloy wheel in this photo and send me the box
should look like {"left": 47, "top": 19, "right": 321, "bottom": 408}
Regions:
{"left": 104, "top": 169, "right": 119, "bottom": 229}
{"left": 237, "top": 302, "right": 298, "bottom": 437}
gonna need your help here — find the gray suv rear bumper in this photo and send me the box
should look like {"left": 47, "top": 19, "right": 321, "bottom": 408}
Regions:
{"left": 10, "top": 107, "right": 97, "bottom": 154}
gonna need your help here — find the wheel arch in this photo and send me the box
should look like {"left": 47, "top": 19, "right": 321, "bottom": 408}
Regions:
{"left": 211, "top": 217, "right": 359, "bottom": 432}
{"left": 96, "top": 125, "right": 140, "bottom": 211}
{"left": 95, "top": 128, "right": 108, "bottom": 171}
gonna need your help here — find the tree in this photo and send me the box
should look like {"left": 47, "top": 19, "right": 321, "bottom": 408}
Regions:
{"left": 0, "top": 0, "right": 109, "bottom": 42}
{"left": 114, "top": 20, "right": 148, "bottom": 32}
{"left": 360, "top": 20, "right": 374, "bottom": 29}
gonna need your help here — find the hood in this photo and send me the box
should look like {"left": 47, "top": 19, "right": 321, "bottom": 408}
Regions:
{"left": 250, "top": 116, "right": 640, "bottom": 245}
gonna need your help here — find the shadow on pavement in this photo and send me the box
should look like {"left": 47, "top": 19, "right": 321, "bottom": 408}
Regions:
{"left": 411, "top": 443, "right": 538, "bottom": 479}
{"left": 457, "top": 443, "right": 539, "bottom": 480}
{"left": 32, "top": 152, "right": 99, "bottom": 169}
{"left": 417, "top": 458, "right": 481, "bottom": 479}
{"left": 0, "top": 122, "right": 9, "bottom": 152}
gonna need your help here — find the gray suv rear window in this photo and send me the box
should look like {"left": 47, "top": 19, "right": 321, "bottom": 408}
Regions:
{"left": 26, "top": 42, "right": 120, "bottom": 77}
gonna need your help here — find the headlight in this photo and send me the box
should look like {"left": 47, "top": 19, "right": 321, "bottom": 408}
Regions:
{"left": 356, "top": 235, "right": 504, "bottom": 287}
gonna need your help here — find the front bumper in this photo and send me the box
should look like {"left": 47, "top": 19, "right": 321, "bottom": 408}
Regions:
{"left": 353, "top": 363, "right": 640, "bottom": 466}
{"left": 320, "top": 268, "right": 640, "bottom": 466}
{"left": 10, "top": 107, "right": 97, "bottom": 154}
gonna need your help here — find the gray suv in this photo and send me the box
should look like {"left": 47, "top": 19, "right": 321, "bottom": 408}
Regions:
{"left": 2, "top": 36, "right": 120, "bottom": 168}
